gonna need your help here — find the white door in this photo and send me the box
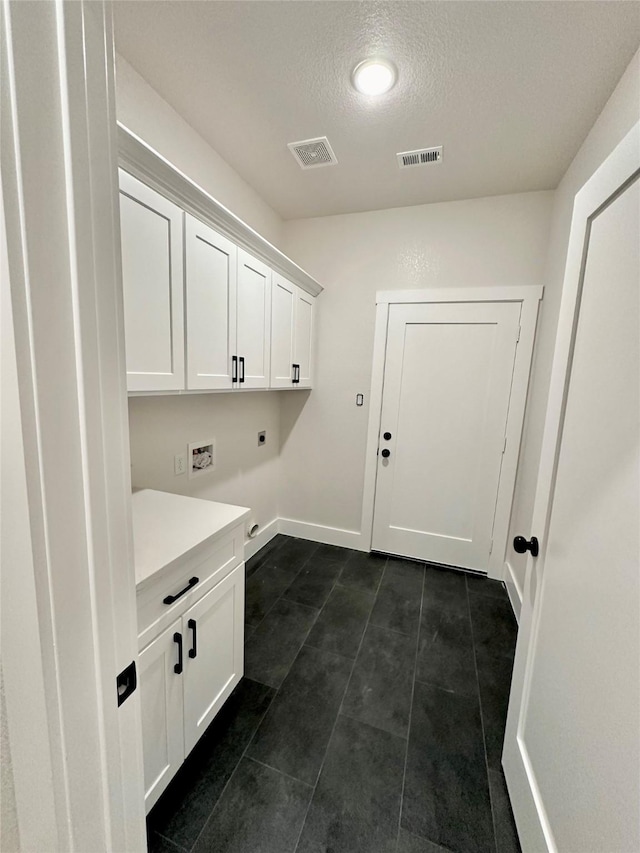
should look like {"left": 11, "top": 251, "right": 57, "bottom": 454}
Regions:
{"left": 119, "top": 170, "right": 184, "bottom": 392}
{"left": 182, "top": 565, "right": 244, "bottom": 755}
{"left": 294, "top": 287, "right": 315, "bottom": 388}
{"left": 237, "top": 249, "right": 271, "bottom": 389}
{"left": 503, "top": 128, "right": 639, "bottom": 852}
{"left": 185, "top": 214, "right": 237, "bottom": 390}
{"left": 271, "top": 274, "right": 296, "bottom": 387}
{"left": 372, "top": 301, "right": 520, "bottom": 571}
{"left": 138, "top": 620, "right": 184, "bottom": 812}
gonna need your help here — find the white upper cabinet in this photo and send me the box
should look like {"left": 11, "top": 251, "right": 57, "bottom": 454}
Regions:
{"left": 270, "top": 275, "right": 315, "bottom": 388}
{"left": 119, "top": 170, "right": 184, "bottom": 392}
{"left": 236, "top": 250, "right": 271, "bottom": 389}
{"left": 185, "top": 215, "right": 237, "bottom": 390}
{"left": 119, "top": 168, "right": 317, "bottom": 394}
{"left": 294, "top": 287, "right": 314, "bottom": 389}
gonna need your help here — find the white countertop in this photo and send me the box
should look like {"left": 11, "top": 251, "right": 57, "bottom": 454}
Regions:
{"left": 131, "top": 489, "right": 251, "bottom": 587}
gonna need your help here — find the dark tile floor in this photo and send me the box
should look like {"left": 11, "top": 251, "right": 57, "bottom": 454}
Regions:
{"left": 147, "top": 535, "right": 521, "bottom": 853}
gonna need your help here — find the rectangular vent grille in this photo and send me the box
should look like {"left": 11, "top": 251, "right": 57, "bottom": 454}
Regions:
{"left": 288, "top": 137, "right": 338, "bottom": 169}
{"left": 397, "top": 146, "right": 443, "bottom": 169}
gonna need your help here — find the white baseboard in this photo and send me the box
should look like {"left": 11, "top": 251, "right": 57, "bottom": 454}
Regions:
{"left": 278, "top": 518, "right": 366, "bottom": 552}
{"left": 244, "top": 517, "right": 279, "bottom": 561}
{"left": 504, "top": 559, "right": 523, "bottom": 623}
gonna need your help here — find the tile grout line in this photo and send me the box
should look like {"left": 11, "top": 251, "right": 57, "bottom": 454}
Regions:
{"left": 240, "top": 543, "right": 355, "bottom": 853}
{"left": 245, "top": 533, "right": 288, "bottom": 578}
{"left": 194, "top": 539, "right": 333, "bottom": 850}
{"left": 246, "top": 541, "right": 321, "bottom": 633}
{"left": 291, "top": 556, "right": 389, "bottom": 853}
{"left": 188, "top": 544, "right": 392, "bottom": 853}
{"left": 186, "top": 680, "right": 280, "bottom": 852}
{"left": 395, "top": 561, "right": 426, "bottom": 849}
{"left": 245, "top": 755, "right": 315, "bottom": 790}
{"left": 154, "top": 830, "right": 189, "bottom": 853}
{"left": 337, "top": 707, "right": 409, "bottom": 741}
{"left": 466, "top": 574, "right": 500, "bottom": 853}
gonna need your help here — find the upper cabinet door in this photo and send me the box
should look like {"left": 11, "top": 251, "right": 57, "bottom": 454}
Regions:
{"left": 270, "top": 275, "right": 296, "bottom": 388}
{"left": 119, "top": 170, "right": 184, "bottom": 392}
{"left": 236, "top": 250, "right": 271, "bottom": 389}
{"left": 294, "top": 288, "right": 315, "bottom": 388}
{"left": 185, "top": 215, "right": 237, "bottom": 390}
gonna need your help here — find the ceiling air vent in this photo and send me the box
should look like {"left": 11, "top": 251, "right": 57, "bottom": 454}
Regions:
{"left": 288, "top": 137, "right": 338, "bottom": 169}
{"left": 397, "top": 146, "right": 443, "bottom": 169}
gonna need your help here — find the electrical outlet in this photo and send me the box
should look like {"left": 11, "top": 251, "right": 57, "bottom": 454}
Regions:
{"left": 174, "top": 453, "right": 186, "bottom": 476}
{"left": 258, "top": 430, "right": 266, "bottom": 447}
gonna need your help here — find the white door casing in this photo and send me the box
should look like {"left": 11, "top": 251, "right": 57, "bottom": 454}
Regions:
{"left": 372, "top": 301, "right": 520, "bottom": 571}
{"left": 237, "top": 249, "right": 271, "bottom": 389}
{"left": 2, "top": 2, "right": 146, "bottom": 849}
{"left": 185, "top": 214, "right": 238, "bottom": 390}
{"left": 362, "top": 287, "right": 542, "bottom": 580}
{"left": 503, "top": 124, "right": 640, "bottom": 852}
{"left": 119, "top": 170, "right": 185, "bottom": 392}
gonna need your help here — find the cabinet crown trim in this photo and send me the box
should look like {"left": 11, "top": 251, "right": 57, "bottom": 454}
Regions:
{"left": 118, "top": 123, "right": 323, "bottom": 298}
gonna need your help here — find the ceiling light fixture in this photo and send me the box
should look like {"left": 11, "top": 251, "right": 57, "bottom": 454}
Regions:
{"left": 352, "top": 59, "right": 396, "bottom": 96}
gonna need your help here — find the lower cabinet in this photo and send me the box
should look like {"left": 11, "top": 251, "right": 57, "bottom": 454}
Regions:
{"left": 138, "top": 563, "right": 245, "bottom": 812}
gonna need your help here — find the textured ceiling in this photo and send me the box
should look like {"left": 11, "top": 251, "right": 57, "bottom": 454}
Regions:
{"left": 113, "top": 1, "right": 640, "bottom": 220}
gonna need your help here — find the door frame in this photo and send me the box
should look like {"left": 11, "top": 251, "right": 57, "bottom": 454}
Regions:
{"left": 2, "top": 2, "right": 146, "bottom": 849}
{"left": 361, "top": 286, "right": 543, "bottom": 580}
{"left": 503, "top": 123, "right": 640, "bottom": 851}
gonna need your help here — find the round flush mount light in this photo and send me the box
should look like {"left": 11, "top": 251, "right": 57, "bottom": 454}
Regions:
{"left": 352, "top": 59, "right": 397, "bottom": 96}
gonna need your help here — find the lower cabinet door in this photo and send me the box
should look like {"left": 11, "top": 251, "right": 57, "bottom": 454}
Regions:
{"left": 182, "top": 564, "right": 245, "bottom": 756}
{"left": 138, "top": 618, "right": 185, "bottom": 812}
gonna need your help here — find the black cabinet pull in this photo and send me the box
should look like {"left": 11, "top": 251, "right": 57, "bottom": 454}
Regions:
{"left": 239, "top": 356, "right": 245, "bottom": 383}
{"left": 188, "top": 618, "right": 197, "bottom": 659}
{"left": 513, "top": 535, "right": 539, "bottom": 558}
{"left": 163, "top": 576, "right": 199, "bottom": 605}
{"left": 292, "top": 364, "right": 300, "bottom": 384}
{"left": 381, "top": 448, "right": 391, "bottom": 458}
{"left": 232, "top": 355, "right": 238, "bottom": 383}
{"left": 383, "top": 432, "right": 392, "bottom": 441}
{"left": 173, "top": 632, "right": 183, "bottom": 674}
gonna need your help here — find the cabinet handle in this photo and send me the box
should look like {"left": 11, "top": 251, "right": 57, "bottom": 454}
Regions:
{"left": 173, "top": 632, "right": 183, "bottom": 675}
{"left": 292, "top": 364, "right": 300, "bottom": 384}
{"left": 163, "top": 576, "right": 199, "bottom": 605}
{"left": 232, "top": 355, "right": 238, "bottom": 383}
{"left": 239, "top": 356, "right": 245, "bottom": 383}
{"left": 296, "top": 365, "right": 301, "bottom": 383}
{"left": 188, "top": 618, "right": 197, "bottom": 659}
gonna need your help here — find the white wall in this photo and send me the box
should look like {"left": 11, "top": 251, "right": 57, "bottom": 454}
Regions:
{"left": 505, "top": 48, "right": 640, "bottom": 608}
{"left": 128, "top": 393, "right": 281, "bottom": 540}
{"left": 116, "top": 55, "right": 283, "bottom": 246}
{"left": 280, "top": 191, "right": 553, "bottom": 541}
{"left": 1, "top": 668, "right": 20, "bottom": 853}
{"left": 116, "top": 55, "right": 286, "bottom": 539}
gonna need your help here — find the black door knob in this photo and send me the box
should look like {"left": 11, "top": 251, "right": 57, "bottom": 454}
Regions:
{"left": 383, "top": 432, "right": 392, "bottom": 440}
{"left": 381, "top": 449, "right": 391, "bottom": 458}
{"left": 513, "top": 535, "right": 539, "bottom": 558}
